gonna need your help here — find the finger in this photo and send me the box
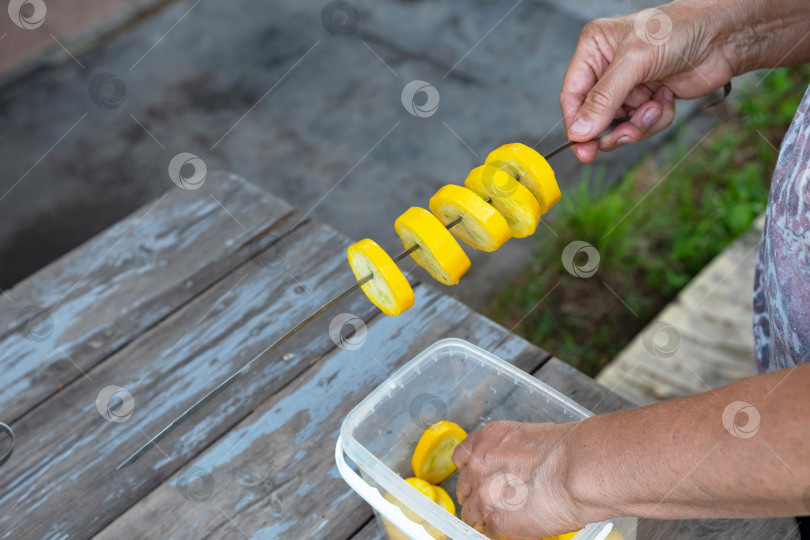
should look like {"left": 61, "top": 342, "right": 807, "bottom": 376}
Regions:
{"left": 598, "top": 86, "right": 674, "bottom": 150}
{"left": 568, "top": 51, "right": 648, "bottom": 142}
{"left": 638, "top": 85, "right": 676, "bottom": 138}
{"left": 571, "top": 140, "right": 599, "bottom": 164}
{"left": 456, "top": 468, "right": 472, "bottom": 505}
{"left": 461, "top": 499, "right": 484, "bottom": 532}
{"left": 622, "top": 83, "right": 656, "bottom": 110}
{"left": 452, "top": 435, "right": 474, "bottom": 470}
{"left": 597, "top": 114, "right": 649, "bottom": 150}
{"left": 560, "top": 27, "right": 608, "bottom": 130}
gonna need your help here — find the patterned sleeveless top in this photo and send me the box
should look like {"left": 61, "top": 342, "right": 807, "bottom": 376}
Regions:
{"left": 753, "top": 84, "right": 810, "bottom": 373}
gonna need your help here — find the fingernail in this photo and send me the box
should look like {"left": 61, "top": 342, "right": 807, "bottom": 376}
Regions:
{"left": 663, "top": 88, "right": 674, "bottom": 101}
{"left": 616, "top": 136, "right": 634, "bottom": 146}
{"left": 570, "top": 117, "right": 592, "bottom": 137}
{"left": 641, "top": 107, "right": 661, "bottom": 127}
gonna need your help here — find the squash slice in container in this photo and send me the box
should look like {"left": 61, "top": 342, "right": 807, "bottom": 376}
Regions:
{"left": 382, "top": 477, "right": 440, "bottom": 540}
{"left": 412, "top": 420, "right": 467, "bottom": 484}
{"left": 431, "top": 485, "right": 455, "bottom": 515}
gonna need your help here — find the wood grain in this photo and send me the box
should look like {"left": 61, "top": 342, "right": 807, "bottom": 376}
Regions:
{"left": 93, "top": 285, "right": 549, "bottom": 539}
{"left": 531, "top": 357, "right": 636, "bottom": 414}
{"left": 0, "top": 215, "right": 382, "bottom": 539}
{"left": 597, "top": 221, "right": 762, "bottom": 406}
{"left": 0, "top": 173, "right": 301, "bottom": 423}
{"left": 3, "top": 177, "right": 790, "bottom": 540}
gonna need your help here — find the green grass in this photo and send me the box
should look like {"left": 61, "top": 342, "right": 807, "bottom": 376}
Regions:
{"left": 484, "top": 65, "right": 810, "bottom": 376}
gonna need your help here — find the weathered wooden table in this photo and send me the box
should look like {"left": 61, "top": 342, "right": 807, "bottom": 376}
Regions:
{"left": 0, "top": 174, "right": 797, "bottom": 539}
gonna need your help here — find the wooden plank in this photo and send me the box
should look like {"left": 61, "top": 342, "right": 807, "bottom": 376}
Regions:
{"left": 0, "top": 215, "right": 387, "bottom": 539}
{"left": 634, "top": 516, "right": 800, "bottom": 540}
{"left": 597, "top": 222, "right": 762, "bottom": 406}
{"left": 350, "top": 519, "right": 385, "bottom": 540}
{"left": 0, "top": 172, "right": 303, "bottom": 422}
{"left": 93, "top": 285, "right": 549, "bottom": 539}
{"left": 531, "top": 357, "right": 636, "bottom": 414}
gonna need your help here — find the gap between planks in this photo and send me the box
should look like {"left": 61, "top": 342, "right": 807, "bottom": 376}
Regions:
{"left": 91, "top": 301, "right": 391, "bottom": 539}
{"left": 6, "top": 211, "right": 307, "bottom": 428}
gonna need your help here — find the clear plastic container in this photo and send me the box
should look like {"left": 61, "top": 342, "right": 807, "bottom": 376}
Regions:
{"left": 336, "top": 338, "right": 637, "bottom": 540}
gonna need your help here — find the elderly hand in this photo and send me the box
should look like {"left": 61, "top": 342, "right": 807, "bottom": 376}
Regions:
{"left": 561, "top": 0, "right": 810, "bottom": 163}
{"left": 451, "top": 365, "right": 810, "bottom": 538}
{"left": 452, "top": 420, "right": 589, "bottom": 539}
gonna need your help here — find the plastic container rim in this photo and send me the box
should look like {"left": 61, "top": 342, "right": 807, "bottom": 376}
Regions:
{"left": 338, "top": 338, "right": 605, "bottom": 539}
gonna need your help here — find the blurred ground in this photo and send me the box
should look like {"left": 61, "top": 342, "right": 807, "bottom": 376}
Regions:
{"left": 2, "top": 0, "right": 680, "bottom": 307}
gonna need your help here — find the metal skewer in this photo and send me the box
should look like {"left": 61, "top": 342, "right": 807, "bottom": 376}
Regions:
{"left": 116, "top": 274, "right": 371, "bottom": 469}
{"left": 116, "top": 119, "right": 625, "bottom": 469}
{"left": 119, "top": 84, "right": 740, "bottom": 468}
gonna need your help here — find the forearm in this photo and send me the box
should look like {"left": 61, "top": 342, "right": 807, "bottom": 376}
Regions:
{"left": 566, "top": 364, "right": 810, "bottom": 521}
{"left": 698, "top": 0, "right": 810, "bottom": 74}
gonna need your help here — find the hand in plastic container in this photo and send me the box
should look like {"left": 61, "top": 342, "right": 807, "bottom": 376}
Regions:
{"left": 452, "top": 420, "right": 584, "bottom": 539}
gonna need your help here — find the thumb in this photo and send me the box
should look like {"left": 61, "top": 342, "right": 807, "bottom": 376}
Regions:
{"left": 568, "top": 54, "right": 644, "bottom": 142}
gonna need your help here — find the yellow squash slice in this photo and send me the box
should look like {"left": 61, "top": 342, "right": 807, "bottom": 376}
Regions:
{"left": 552, "top": 532, "right": 580, "bottom": 540}
{"left": 424, "top": 485, "right": 456, "bottom": 540}
{"left": 395, "top": 207, "right": 471, "bottom": 286}
{"left": 382, "top": 477, "right": 438, "bottom": 540}
{"left": 412, "top": 420, "right": 467, "bottom": 484}
{"left": 428, "top": 185, "right": 511, "bottom": 252}
{"left": 486, "top": 143, "right": 561, "bottom": 214}
{"left": 431, "top": 485, "right": 456, "bottom": 516}
{"left": 551, "top": 530, "right": 622, "bottom": 540}
{"left": 464, "top": 164, "right": 541, "bottom": 238}
{"left": 347, "top": 239, "right": 414, "bottom": 316}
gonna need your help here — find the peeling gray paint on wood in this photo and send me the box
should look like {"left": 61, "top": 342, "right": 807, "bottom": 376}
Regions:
{"left": 0, "top": 177, "right": 791, "bottom": 540}
{"left": 0, "top": 172, "right": 299, "bottom": 422}
{"left": 0, "top": 186, "right": 381, "bottom": 538}
{"left": 93, "top": 285, "right": 546, "bottom": 539}
{"left": 0, "top": 218, "right": 384, "bottom": 536}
